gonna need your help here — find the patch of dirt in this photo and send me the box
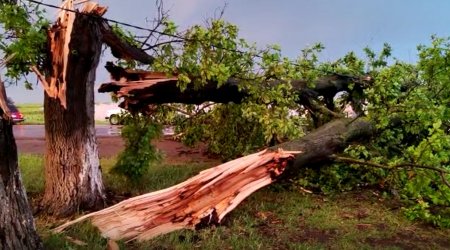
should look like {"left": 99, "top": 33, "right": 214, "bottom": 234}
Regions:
{"left": 254, "top": 210, "right": 336, "bottom": 247}
{"left": 364, "top": 230, "right": 450, "bottom": 249}
{"left": 289, "top": 228, "right": 337, "bottom": 244}
{"left": 16, "top": 136, "right": 220, "bottom": 165}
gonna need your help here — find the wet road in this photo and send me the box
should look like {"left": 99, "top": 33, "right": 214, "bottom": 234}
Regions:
{"left": 13, "top": 125, "right": 122, "bottom": 139}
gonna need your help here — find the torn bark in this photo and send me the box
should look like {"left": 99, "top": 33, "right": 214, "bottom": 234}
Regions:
{"left": 44, "top": 0, "right": 77, "bottom": 108}
{"left": 0, "top": 79, "right": 10, "bottom": 119}
{"left": 54, "top": 118, "right": 374, "bottom": 241}
{"left": 41, "top": 1, "right": 108, "bottom": 108}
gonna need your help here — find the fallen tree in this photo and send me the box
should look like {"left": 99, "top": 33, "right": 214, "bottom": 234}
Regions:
{"left": 57, "top": 12, "right": 450, "bottom": 240}
{"left": 55, "top": 118, "right": 372, "bottom": 241}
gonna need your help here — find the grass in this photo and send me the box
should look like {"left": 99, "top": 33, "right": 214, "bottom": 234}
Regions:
{"left": 17, "top": 103, "right": 44, "bottom": 125}
{"left": 19, "top": 154, "right": 450, "bottom": 249}
{"left": 16, "top": 103, "right": 111, "bottom": 125}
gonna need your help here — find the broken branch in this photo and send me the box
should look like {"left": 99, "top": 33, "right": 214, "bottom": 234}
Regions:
{"left": 30, "top": 65, "right": 53, "bottom": 97}
{"left": 54, "top": 149, "right": 300, "bottom": 241}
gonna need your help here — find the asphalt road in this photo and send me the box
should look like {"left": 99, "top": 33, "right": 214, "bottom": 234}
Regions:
{"left": 13, "top": 125, "right": 122, "bottom": 139}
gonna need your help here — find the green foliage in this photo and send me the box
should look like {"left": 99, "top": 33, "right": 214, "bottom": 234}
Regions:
{"left": 108, "top": 15, "right": 450, "bottom": 226}
{"left": 359, "top": 38, "right": 450, "bottom": 227}
{"left": 146, "top": 18, "right": 450, "bottom": 228}
{"left": 174, "top": 100, "right": 305, "bottom": 161}
{"left": 0, "top": 2, "right": 48, "bottom": 78}
{"left": 152, "top": 19, "right": 258, "bottom": 89}
{"left": 112, "top": 114, "right": 162, "bottom": 182}
{"left": 147, "top": 18, "right": 309, "bottom": 160}
{"left": 181, "top": 104, "right": 267, "bottom": 160}
{"left": 280, "top": 40, "right": 450, "bottom": 227}
{"left": 110, "top": 24, "right": 141, "bottom": 68}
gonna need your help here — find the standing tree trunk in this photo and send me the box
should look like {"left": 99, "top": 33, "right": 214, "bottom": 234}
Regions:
{"left": 0, "top": 80, "right": 42, "bottom": 249}
{"left": 40, "top": 11, "right": 105, "bottom": 216}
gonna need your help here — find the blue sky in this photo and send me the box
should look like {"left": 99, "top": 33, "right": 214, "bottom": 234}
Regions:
{"left": 6, "top": 0, "right": 450, "bottom": 103}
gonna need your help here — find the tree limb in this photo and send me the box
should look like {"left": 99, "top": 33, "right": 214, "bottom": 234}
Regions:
{"left": 99, "top": 63, "right": 372, "bottom": 116}
{"left": 100, "top": 22, "right": 155, "bottom": 64}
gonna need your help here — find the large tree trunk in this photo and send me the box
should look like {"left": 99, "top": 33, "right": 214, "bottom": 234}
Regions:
{"left": 0, "top": 81, "right": 42, "bottom": 249}
{"left": 40, "top": 11, "right": 105, "bottom": 216}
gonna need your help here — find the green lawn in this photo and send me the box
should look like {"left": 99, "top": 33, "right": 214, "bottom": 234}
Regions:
{"left": 19, "top": 154, "right": 450, "bottom": 249}
{"left": 17, "top": 103, "right": 44, "bottom": 125}
{"left": 16, "top": 103, "right": 109, "bottom": 125}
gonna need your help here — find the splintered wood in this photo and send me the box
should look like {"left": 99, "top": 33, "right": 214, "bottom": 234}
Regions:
{"left": 55, "top": 149, "right": 301, "bottom": 241}
{"left": 35, "top": 0, "right": 107, "bottom": 108}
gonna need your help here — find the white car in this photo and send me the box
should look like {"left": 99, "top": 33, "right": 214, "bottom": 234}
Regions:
{"left": 105, "top": 108, "right": 127, "bottom": 125}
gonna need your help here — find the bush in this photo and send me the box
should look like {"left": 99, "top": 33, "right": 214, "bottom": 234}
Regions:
{"left": 112, "top": 114, "right": 162, "bottom": 182}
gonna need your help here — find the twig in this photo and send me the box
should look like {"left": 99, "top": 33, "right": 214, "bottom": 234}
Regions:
{"left": 331, "top": 155, "right": 450, "bottom": 188}
{"left": 162, "top": 104, "right": 191, "bottom": 116}
{"left": 0, "top": 53, "right": 16, "bottom": 68}
{"left": 142, "top": 39, "right": 184, "bottom": 51}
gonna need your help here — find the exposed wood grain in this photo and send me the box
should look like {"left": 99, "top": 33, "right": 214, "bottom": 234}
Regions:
{"left": 54, "top": 149, "right": 300, "bottom": 241}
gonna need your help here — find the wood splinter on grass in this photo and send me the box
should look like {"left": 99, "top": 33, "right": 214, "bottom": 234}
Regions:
{"left": 54, "top": 148, "right": 301, "bottom": 241}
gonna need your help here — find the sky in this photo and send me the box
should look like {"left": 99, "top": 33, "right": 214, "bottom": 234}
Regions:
{"left": 6, "top": 0, "right": 450, "bottom": 104}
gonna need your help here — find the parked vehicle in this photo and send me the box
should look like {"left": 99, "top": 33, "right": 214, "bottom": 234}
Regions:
{"left": 105, "top": 108, "right": 126, "bottom": 125}
{"left": 6, "top": 99, "right": 25, "bottom": 124}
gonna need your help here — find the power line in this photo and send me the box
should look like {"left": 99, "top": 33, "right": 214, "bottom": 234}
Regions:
{"left": 22, "top": 0, "right": 337, "bottom": 74}
{"left": 24, "top": 0, "right": 267, "bottom": 58}
{"left": 24, "top": 0, "right": 180, "bottom": 38}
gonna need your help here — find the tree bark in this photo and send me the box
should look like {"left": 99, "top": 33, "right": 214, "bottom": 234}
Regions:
{"left": 274, "top": 118, "right": 374, "bottom": 176}
{"left": 100, "top": 22, "right": 154, "bottom": 64}
{"left": 40, "top": 12, "right": 105, "bottom": 217}
{"left": 0, "top": 81, "right": 42, "bottom": 250}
